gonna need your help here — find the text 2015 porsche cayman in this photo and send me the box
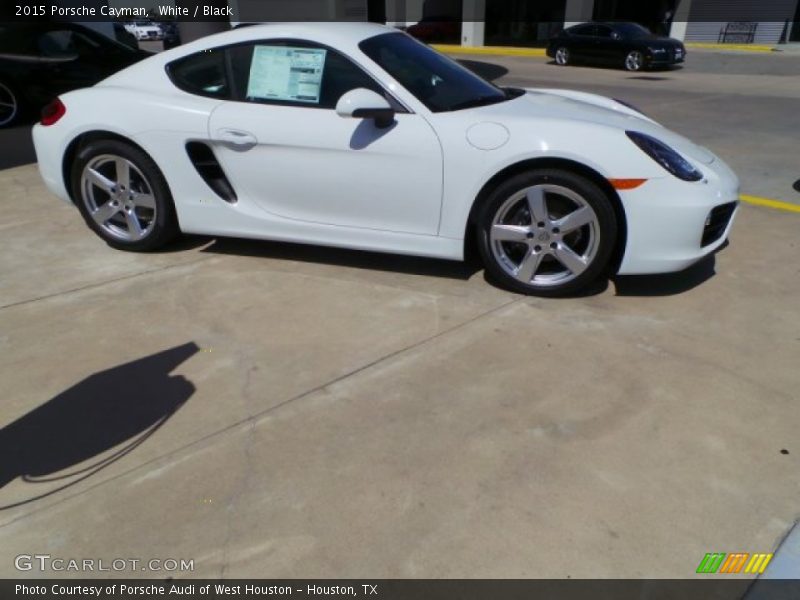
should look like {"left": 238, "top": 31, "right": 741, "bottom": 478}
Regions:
{"left": 33, "top": 23, "right": 739, "bottom": 296}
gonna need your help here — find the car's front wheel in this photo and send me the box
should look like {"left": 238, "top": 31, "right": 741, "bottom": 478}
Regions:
{"left": 71, "top": 139, "right": 179, "bottom": 251}
{"left": 0, "top": 81, "right": 22, "bottom": 128}
{"left": 624, "top": 50, "right": 645, "bottom": 71}
{"left": 554, "top": 47, "right": 570, "bottom": 66}
{"left": 477, "top": 169, "right": 617, "bottom": 297}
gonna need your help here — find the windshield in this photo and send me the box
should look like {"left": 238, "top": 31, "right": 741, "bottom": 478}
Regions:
{"left": 359, "top": 32, "right": 508, "bottom": 113}
{"left": 75, "top": 25, "right": 138, "bottom": 55}
{"left": 613, "top": 23, "right": 653, "bottom": 39}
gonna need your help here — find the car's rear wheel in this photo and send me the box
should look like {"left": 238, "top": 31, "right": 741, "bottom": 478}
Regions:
{"left": 555, "top": 47, "right": 570, "bottom": 66}
{"left": 477, "top": 169, "right": 617, "bottom": 297}
{"left": 71, "top": 140, "right": 179, "bottom": 251}
{"left": 624, "top": 50, "right": 645, "bottom": 71}
{"left": 0, "top": 81, "right": 21, "bottom": 128}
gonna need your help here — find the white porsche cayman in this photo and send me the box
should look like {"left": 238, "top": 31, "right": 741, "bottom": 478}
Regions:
{"left": 33, "top": 22, "right": 739, "bottom": 296}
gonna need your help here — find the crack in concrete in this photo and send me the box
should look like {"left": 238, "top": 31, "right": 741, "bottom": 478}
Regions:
{"left": 0, "top": 297, "right": 521, "bottom": 530}
{"left": 0, "top": 255, "right": 216, "bottom": 311}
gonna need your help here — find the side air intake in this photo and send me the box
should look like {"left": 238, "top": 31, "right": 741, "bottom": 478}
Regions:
{"left": 185, "top": 142, "right": 237, "bottom": 204}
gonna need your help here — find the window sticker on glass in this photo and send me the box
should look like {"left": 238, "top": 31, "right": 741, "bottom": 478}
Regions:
{"left": 246, "top": 45, "right": 327, "bottom": 104}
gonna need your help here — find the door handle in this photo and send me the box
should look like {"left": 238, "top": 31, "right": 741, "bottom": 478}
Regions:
{"left": 216, "top": 128, "right": 257, "bottom": 148}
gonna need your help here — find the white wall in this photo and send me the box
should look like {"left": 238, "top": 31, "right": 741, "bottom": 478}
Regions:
{"left": 563, "top": 0, "right": 594, "bottom": 28}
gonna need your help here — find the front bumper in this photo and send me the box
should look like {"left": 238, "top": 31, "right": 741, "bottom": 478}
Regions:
{"left": 617, "top": 156, "right": 740, "bottom": 275}
{"left": 647, "top": 48, "right": 685, "bottom": 66}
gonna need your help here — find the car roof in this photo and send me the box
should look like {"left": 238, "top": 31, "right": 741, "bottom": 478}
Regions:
{"left": 186, "top": 21, "right": 393, "bottom": 53}
{"left": 100, "top": 21, "right": 399, "bottom": 89}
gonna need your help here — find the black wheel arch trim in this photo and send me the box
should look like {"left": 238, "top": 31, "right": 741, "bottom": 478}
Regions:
{"left": 63, "top": 131, "right": 159, "bottom": 203}
{"left": 61, "top": 130, "right": 185, "bottom": 235}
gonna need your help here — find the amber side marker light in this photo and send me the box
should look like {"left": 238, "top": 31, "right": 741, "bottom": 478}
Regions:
{"left": 609, "top": 178, "right": 648, "bottom": 190}
{"left": 41, "top": 98, "right": 66, "bottom": 126}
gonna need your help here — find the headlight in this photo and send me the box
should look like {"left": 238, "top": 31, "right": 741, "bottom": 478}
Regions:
{"left": 626, "top": 131, "right": 703, "bottom": 182}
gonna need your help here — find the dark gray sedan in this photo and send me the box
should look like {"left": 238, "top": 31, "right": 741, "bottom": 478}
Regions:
{"left": 547, "top": 22, "right": 686, "bottom": 71}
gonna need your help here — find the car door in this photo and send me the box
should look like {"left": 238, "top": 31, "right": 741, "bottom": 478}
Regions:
{"left": 35, "top": 28, "right": 105, "bottom": 91}
{"left": 206, "top": 40, "right": 444, "bottom": 235}
{"left": 593, "top": 25, "right": 620, "bottom": 63}
{"left": 35, "top": 26, "right": 141, "bottom": 94}
{"left": 566, "top": 24, "right": 596, "bottom": 62}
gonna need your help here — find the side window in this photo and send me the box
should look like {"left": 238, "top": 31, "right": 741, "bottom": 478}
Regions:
{"left": 38, "top": 31, "right": 83, "bottom": 58}
{"left": 228, "top": 41, "right": 387, "bottom": 110}
{"left": 595, "top": 26, "right": 614, "bottom": 39}
{"left": 571, "top": 25, "right": 595, "bottom": 36}
{"left": 168, "top": 49, "right": 230, "bottom": 99}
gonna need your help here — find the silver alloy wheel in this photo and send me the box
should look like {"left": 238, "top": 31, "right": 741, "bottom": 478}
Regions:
{"left": 0, "top": 82, "right": 18, "bottom": 127}
{"left": 80, "top": 154, "right": 157, "bottom": 242}
{"left": 625, "top": 51, "right": 644, "bottom": 71}
{"left": 555, "top": 47, "right": 569, "bottom": 65}
{"left": 489, "top": 184, "right": 600, "bottom": 287}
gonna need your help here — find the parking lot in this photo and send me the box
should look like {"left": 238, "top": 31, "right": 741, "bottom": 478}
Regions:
{"left": 1, "top": 48, "right": 798, "bottom": 579}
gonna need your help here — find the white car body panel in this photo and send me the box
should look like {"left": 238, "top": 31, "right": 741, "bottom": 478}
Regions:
{"left": 33, "top": 22, "right": 740, "bottom": 275}
{"left": 208, "top": 103, "right": 443, "bottom": 235}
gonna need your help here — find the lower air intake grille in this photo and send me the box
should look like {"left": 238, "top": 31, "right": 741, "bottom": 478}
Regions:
{"left": 702, "top": 201, "right": 737, "bottom": 247}
{"left": 185, "top": 142, "right": 237, "bottom": 204}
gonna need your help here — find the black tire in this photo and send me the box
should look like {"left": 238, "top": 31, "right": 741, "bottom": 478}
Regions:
{"left": 71, "top": 139, "right": 179, "bottom": 251}
{"left": 0, "top": 80, "right": 22, "bottom": 128}
{"left": 476, "top": 169, "right": 617, "bottom": 297}
{"left": 554, "top": 46, "right": 570, "bottom": 66}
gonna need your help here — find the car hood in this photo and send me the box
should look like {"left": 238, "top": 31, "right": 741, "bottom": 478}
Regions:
{"left": 470, "top": 88, "right": 716, "bottom": 165}
{"left": 637, "top": 35, "right": 683, "bottom": 47}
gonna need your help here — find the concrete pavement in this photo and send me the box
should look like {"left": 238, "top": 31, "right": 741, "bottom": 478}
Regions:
{"left": 1, "top": 165, "right": 798, "bottom": 578}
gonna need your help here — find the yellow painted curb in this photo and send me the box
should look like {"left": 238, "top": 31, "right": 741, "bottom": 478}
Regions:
{"left": 432, "top": 44, "right": 547, "bottom": 57}
{"left": 686, "top": 42, "right": 774, "bottom": 53}
{"left": 741, "top": 195, "right": 800, "bottom": 213}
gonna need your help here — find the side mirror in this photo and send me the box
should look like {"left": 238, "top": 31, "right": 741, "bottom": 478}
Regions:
{"left": 336, "top": 88, "right": 395, "bottom": 129}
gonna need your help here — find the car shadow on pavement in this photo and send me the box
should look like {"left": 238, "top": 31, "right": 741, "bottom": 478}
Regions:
{"left": 0, "top": 343, "right": 198, "bottom": 510}
{"left": 154, "top": 234, "right": 215, "bottom": 253}
{"left": 613, "top": 254, "right": 716, "bottom": 296}
{"left": 544, "top": 60, "right": 683, "bottom": 75}
{"left": 202, "top": 238, "right": 483, "bottom": 281}
{"left": 457, "top": 59, "right": 510, "bottom": 82}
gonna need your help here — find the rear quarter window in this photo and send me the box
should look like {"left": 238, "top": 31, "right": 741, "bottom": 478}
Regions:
{"left": 167, "top": 49, "right": 230, "bottom": 99}
{"left": 570, "top": 25, "right": 595, "bottom": 36}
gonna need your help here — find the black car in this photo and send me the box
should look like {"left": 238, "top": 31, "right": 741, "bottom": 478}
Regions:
{"left": 0, "top": 22, "right": 150, "bottom": 128}
{"left": 547, "top": 22, "right": 686, "bottom": 71}
{"left": 157, "top": 21, "right": 182, "bottom": 50}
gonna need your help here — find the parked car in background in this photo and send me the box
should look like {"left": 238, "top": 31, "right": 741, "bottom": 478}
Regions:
{"left": 406, "top": 17, "right": 461, "bottom": 44}
{"left": 124, "top": 20, "right": 164, "bottom": 42}
{"left": 0, "top": 22, "right": 149, "bottom": 128}
{"left": 547, "top": 22, "right": 686, "bottom": 71}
